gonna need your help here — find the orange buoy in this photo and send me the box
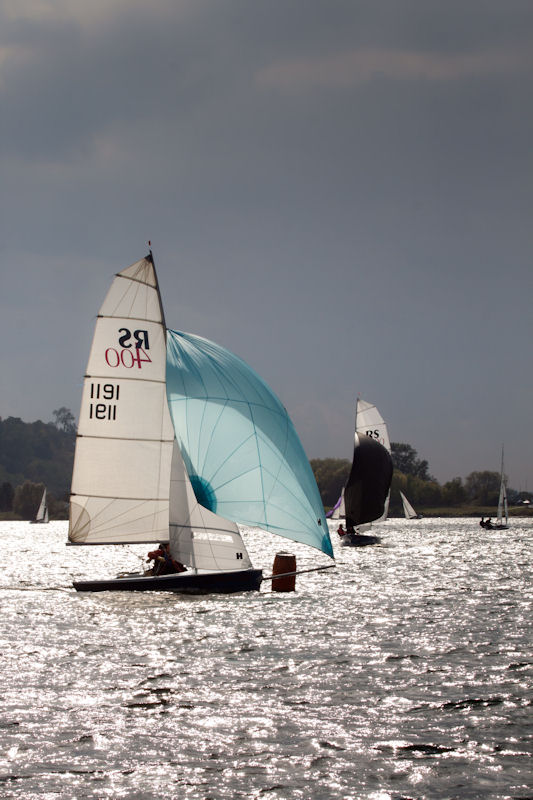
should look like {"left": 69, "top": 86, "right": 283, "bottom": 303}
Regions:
{"left": 271, "top": 552, "right": 296, "bottom": 592}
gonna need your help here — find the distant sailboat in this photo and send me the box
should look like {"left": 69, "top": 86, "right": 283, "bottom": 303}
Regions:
{"left": 31, "top": 487, "right": 49, "bottom": 524}
{"left": 335, "top": 397, "right": 393, "bottom": 547}
{"left": 69, "top": 253, "right": 333, "bottom": 592}
{"left": 399, "top": 491, "right": 422, "bottom": 520}
{"left": 482, "top": 448, "right": 509, "bottom": 530}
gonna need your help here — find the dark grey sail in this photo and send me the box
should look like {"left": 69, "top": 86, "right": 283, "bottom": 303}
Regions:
{"left": 344, "top": 434, "right": 393, "bottom": 529}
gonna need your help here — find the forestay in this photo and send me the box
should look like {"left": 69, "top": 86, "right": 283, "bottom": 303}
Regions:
{"left": 166, "top": 330, "right": 333, "bottom": 558}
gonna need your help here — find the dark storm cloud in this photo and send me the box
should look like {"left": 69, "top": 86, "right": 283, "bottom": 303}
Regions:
{"left": 2, "top": 0, "right": 531, "bottom": 161}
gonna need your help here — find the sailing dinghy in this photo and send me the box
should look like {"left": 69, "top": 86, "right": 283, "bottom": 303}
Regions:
{"left": 69, "top": 253, "right": 332, "bottom": 592}
{"left": 482, "top": 447, "right": 509, "bottom": 530}
{"left": 31, "top": 487, "right": 49, "bottom": 524}
{"left": 399, "top": 491, "right": 422, "bottom": 520}
{"left": 335, "top": 397, "right": 393, "bottom": 546}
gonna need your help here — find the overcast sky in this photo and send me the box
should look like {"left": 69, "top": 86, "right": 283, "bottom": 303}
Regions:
{"left": 1, "top": 0, "right": 532, "bottom": 491}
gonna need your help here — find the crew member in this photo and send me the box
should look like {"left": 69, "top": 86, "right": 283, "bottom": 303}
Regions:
{"left": 146, "top": 543, "right": 186, "bottom": 575}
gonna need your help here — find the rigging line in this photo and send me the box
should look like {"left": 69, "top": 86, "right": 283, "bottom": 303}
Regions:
{"left": 261, "top": 565, "right": 336, "bottom": 582}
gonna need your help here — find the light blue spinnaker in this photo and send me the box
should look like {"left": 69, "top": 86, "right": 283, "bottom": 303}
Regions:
{"left": 166, "top": 330, "right": 333, "bottom": 558}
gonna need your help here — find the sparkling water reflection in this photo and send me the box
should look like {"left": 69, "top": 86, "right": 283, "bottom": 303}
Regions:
{"left": 0, "top": 519, "right": 531, "bottom": 799}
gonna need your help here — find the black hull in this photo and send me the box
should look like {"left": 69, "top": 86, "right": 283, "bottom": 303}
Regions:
{"left": 481, "top": 523, "right": 508, "bottom": 530}
{"left": 73, "top": 568, "right": 263, "bottom": 594}
{"left": 340, "top": 533, "right": 380, "bottom": 547}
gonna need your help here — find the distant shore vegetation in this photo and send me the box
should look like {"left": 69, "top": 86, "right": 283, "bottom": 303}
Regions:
{"left": 0, "top": 410, "right": 74, "bottom": 520}
{"left": 313, "top": 441, "right": 532, "bottom": 518}
{"left": 1, "top": 414, "right": 531, "bottom": 521}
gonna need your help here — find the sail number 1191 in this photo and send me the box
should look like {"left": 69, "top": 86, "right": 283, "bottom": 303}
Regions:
{"left": 88, "top": 383, "right": 120, "bottom": 421}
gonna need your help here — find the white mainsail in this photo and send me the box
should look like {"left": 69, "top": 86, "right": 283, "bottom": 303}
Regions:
{"left": 34, "top": 488, "right": 48, "bottom": 523}
{"left": 69, "top": 257, "right": 175, "bottom": 544}
{"left": 355, "top": 397, "right": 391, "bottom": 522}
{"left": 400, "top": 491, "right": 418, "bottom": 520}
{"left": 68, "top": 254, "right": 252, "bottom": 569}
{"left": 496, "top": 447, "right": 509, "bottom": 528}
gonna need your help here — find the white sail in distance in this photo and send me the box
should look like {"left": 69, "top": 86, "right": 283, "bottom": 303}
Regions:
{"left": 35, "top": 488, "right": 48, "bottom": 523}
{"left": 400, "top": 491, "right": 418, "bottom": 520}
{"left": 497, "top": 447, "right": 509, "bottom": 527}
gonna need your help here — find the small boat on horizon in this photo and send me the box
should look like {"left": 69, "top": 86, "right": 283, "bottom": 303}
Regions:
{"left": 399, "top": 490, "right": 422, "bottom": 520}
{"left": 480, "top": 447, "right": 509, "bottom": 531}
{"left": 31, "top": 487, "right": 49, "bottom": 524}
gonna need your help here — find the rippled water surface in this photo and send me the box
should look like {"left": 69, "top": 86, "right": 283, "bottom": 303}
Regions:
{"left": 0, "top": 519, "right": 531, "bottom": 799}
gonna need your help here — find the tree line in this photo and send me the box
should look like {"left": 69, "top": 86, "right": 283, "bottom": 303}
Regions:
{"left": 0, "top": 410, "right": 75, "bottom": 520}
{"left": 311, "top": 443, "right": 531, "bottom": 515}
{"left": 1, "top": 412, "right": 531, "bottom": 519}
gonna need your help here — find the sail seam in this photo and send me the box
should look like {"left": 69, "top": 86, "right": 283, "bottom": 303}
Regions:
{"left": 71, "top": 493, "right": 168, "bottom": 501}
{"left": 76, "top": 435, "right": 174, "bottom": 442}
{"left": 84, "top": 374, "right": 167, "bottom": 385}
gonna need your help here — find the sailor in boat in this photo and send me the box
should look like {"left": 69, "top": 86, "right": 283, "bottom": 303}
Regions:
{"left": 337, "top": 524, "right": 347, "bottom": 537}
{"left": 480, "top": 517, "right": 485, "bottom": 528}
{"left": 145, "top": 543, "right": 186, "bottom": 576}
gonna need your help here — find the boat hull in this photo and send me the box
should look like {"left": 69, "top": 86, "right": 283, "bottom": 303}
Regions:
{"left": 73, "top": 568, "right": 263, "bottom": 594}
{"left": 340, "top": 533, "right": 380, "bottom": 547}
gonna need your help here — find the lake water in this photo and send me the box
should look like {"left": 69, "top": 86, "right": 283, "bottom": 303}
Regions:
{"left": 0, "top": 518, "right": 531, "bottom": 799}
